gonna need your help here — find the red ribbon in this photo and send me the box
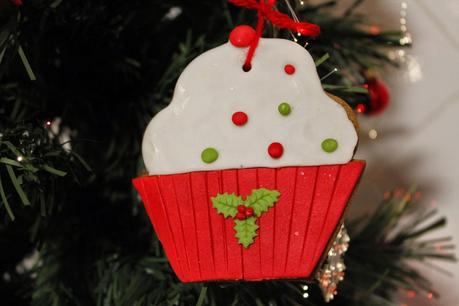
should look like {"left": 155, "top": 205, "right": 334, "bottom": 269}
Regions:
{"left": 229, "top": 0, "right": 320, "bottom": 68}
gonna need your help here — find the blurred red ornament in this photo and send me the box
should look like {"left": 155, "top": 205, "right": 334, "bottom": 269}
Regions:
{"left": 365, "top": 78, "right": 390, "bottom": 115}
{"left": 406, "top": 290, "right": 417, "bottom": 299}
{"left": 10, "top": 0, "right": 23, "bottom": 6}
{"left": 356, "top": 103, "right": 366, "bottom": 114}
{"left": 369, "top": 25, "right": 381, "bottom": 35}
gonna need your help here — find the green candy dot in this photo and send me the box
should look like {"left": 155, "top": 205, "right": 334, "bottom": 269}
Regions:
{"left": 201, "top": 148, "right": 219, "bottom": 164}
{"left": 321, "top": 139, "right": 338, "bottom": 153}
{"left": 278, "top": 102, "right": 292, "bottom": 116}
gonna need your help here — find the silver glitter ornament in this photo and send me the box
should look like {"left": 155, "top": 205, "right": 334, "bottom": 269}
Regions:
{"left": 316, "top": 224, "right": 350, "bottom": 302}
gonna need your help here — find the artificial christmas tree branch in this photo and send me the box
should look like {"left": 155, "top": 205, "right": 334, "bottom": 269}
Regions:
{"left": 0, "top": 105, "right": 89, "bottom": 221}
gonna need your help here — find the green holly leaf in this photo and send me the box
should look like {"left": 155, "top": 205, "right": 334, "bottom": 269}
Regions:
{"left": 211, "top": 188, "right": 281, "bottom": 248}
{"left": 245, "top": 188, "right": 280, "bottom": 217}
{"left": 234, "top": 218, "right": 259, "bottom": 248}
{"left": 211, "top": 193, "right": 243, "bottom": 218}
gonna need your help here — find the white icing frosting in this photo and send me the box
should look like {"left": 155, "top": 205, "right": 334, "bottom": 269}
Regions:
{"left": 142, "top": 38, "right": 358, "bottom": 175}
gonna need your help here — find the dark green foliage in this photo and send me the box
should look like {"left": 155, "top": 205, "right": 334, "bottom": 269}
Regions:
{"left": 0, "top": 0, "right": 452, "bottom": 305}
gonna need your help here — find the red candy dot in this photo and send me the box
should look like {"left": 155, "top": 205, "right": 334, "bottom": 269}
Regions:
{"left": 268, "top": 142, "right": 284, "bottom": 159}
{"left": 229, "top": 25, "right": 256, "bottom": 48}
{"left": 284, "top": 64, "right": 296, "bottom": 75}
{"left": 232, "top": 111, "right": 248, "bottom": 126}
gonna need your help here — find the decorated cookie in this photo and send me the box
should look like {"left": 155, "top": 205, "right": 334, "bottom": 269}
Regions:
{"left": 133, "top": 28, "right": 364, "bottom": 283}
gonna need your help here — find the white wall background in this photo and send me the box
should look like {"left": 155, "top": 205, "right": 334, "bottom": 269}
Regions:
{"left": 326, "top": 0, "right": 459, "bottom": 305}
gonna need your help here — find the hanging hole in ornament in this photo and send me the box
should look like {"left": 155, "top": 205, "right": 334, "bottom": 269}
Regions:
{"left": 242, "top": 63, "right": 252, "bottom": 72}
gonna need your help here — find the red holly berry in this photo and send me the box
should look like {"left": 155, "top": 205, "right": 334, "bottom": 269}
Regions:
{"left": 245, "top": 207, "right": 254, "bottom": 217}
{"left": 237, "top": 205, "right": 246, "bottom": 213}
{"left": 236, "top": 212, "right": 246, "bottom": 220}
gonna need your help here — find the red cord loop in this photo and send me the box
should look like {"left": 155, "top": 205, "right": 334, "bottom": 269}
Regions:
{"left": 230, "top": 0, "right": 320, "bottom": 36}
{"left": 229, "top": 0, "right": 320, "bottom": 68}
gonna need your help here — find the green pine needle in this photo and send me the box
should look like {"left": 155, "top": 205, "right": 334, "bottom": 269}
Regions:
{"left": 0, "top": 172, "right": 15, "bottom": 220}
{"left": 41, "top": 165, "right": 67, "bottom": 177}
{"left": 315, "top": 53, "right": 330, "bottom": 67}
{"left": 6, "top": 164, "right": 31, "bottom": 206}
{"left": 196, "top": 287, "right": 208, "bottom": 306}
{"left": 17, "top": 45, "right": 37, "bottom": 81}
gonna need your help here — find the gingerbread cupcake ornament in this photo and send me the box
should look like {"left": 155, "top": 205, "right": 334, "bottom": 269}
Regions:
{"left": 134, "top": 0, "right": 364, "bottom": 283}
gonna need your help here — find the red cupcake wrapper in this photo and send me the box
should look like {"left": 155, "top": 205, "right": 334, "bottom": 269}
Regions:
{"left": 133, "top": 160, "right": 365, "bottom": 282}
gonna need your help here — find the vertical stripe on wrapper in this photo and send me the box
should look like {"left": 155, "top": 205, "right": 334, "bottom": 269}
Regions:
{"left": 206, "top": 171, "right": 228, "bottom": 279}
{"left": 222, "top": 170, "right": 243, "bottom": 279}
{"left": 311, "top": 162, "right": 364, "bottom": 265}
{"left": 238, "top": 169, "right": 262, "bottom": 279}
{"left": 273, "top": 167, "right": 297, "bottom": 277}
{"left": 302, "top": 165, "right": 340, "bottom": 275}
{"left": 285, "top": 167, "right": 318, "bottom": 276}
{"left": 190, "top": 172, "right": 216, "bottom": 279}
{"left": 133, "top": 177, "right": 185, "bottom": 281}
{"left": 133, "top": 161, "right": 365, "bottom": 282}
{"left": 158, "top": 175, "right": 192, "bottom": 281}
{"left": 257, "top": 168, "right": 276, "bottom": 278}
{"left": 173, "top": 174, "right": 202, "bottom": 280}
